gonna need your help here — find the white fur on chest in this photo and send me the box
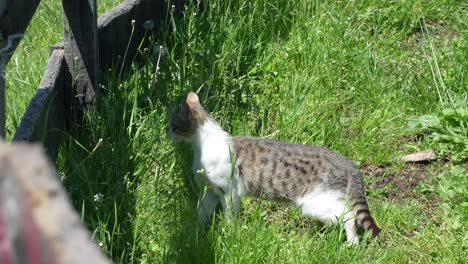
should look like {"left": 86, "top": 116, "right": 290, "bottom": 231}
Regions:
{"left": 191, "top": 120, "right": 235, "bottom": 190}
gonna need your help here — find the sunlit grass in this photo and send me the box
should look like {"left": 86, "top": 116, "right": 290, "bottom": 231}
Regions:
{"left": 9, "top": 0, "right": 467, "bottom": 263}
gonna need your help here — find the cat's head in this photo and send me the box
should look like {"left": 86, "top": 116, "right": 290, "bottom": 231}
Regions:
{"left": 168, "top": 92, "right": 210, "bottom": 142}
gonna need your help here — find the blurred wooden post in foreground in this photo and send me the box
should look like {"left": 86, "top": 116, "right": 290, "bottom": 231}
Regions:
{"left": 0, "top": 141, "right": 109, "bottom": 263}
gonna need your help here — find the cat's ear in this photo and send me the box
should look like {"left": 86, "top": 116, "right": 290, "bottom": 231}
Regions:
{"left": 181, "top": 101, "right": 191, "bottom": 116}
{"left": 186, "top": 91, "right": 200, "bottom": 105}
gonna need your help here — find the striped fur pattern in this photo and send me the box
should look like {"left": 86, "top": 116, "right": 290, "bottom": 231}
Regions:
{"left": 168, "top": 92, "right": 381, "bottom": 244}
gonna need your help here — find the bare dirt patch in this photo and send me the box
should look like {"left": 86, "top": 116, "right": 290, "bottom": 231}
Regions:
{"left": 405, "top": 20, "right": 460, "bottom": 48}
{"left": 362, "top": 162, "right": 442, "bottom": 207}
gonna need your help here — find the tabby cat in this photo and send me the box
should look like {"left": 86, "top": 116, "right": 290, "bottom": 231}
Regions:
{"left": 168, "top": 92, "right": 381, "bottom": 244}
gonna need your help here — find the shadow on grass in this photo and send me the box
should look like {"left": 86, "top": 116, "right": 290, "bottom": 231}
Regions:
{"left": 58, "top": 116, "right": 142, "bottom": 262}
{"left": 56, "top": 67, "right": 152, "bottom": 262}
{"left": 161, "top": 146, "right": 217, "bottom": 264}
{"left": 165, "top": 217, "right": 217, "bottom": 264}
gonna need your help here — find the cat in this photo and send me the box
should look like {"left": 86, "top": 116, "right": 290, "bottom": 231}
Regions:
{"left": 168, "top": 91, "right": 381, "bottom": 244}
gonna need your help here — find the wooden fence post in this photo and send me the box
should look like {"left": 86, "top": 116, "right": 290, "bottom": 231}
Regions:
{"left": 0, "top": 0, "right": 42, "bottom": 137}
{"left": 62, "top": 0, "right": 99, "bottom": 112}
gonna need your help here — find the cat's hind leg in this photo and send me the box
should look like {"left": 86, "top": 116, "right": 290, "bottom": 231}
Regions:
{"left": 297, "top": 188, "right": 359, "bottom": 244}
{"left": 343, "top": 211, "right": 359, "bottom": 244}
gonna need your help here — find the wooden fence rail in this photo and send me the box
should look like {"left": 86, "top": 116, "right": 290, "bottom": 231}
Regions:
{"left": 12, "top": 45, "right": 66, "bottom": 161}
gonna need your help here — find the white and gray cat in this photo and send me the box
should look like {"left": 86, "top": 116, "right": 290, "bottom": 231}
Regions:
{"left": 168, "top": 92, "right": 381, "bottom": 244}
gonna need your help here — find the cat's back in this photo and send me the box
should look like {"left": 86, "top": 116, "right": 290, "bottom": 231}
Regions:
{"left": 231, "top": 136, "right": 358, "bottom": 200}
{"left": 231, "top": 136, "right": 354, "bottom": 167}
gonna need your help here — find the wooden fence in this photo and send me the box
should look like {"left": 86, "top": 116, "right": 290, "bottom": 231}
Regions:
{"left": 0, "top": 0, "right": 167, "bottom": 262}
{"left": 0, "top": 0, "right": 165, "bottom": 160}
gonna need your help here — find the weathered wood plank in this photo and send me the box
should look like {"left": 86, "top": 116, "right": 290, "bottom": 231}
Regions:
{"left": 62, "top": 0, "right": 99, "bottom": 110}
{"left": 0, "top": 0, "right": 42, "bottom": 137}
{"left": 98, "top": 0, "right": 164, "bottom": 73}
{"left": 0, "top": 0, "right": 42, "bottom": 64}
{"left": 0, "top": 142, "right": 109, "bottom": 263}
{"left": 13, "top": 46, "right": 66, "bottom": 161}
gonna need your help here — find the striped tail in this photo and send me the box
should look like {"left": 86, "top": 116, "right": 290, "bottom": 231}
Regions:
{"left": 348, "top": 172, "right": 381, "bottom": 237}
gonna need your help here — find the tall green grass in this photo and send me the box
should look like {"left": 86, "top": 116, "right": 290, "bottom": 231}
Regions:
{"left": 9, "top": 0, "right": 467, "bottom": 263}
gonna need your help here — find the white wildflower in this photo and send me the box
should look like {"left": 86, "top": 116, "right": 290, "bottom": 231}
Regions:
{"left": 93, "top": 193, "right": 104, "bottom": 202}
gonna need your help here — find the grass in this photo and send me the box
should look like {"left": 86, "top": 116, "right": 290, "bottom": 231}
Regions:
{"left": 7, "top": 0, "right": 468, "bottom": 263}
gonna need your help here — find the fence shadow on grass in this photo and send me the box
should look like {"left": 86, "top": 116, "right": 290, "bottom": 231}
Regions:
{"left": 57, "top": 65, "right": 153, "bottom": 262}
{"left": 58, "top": 123, "right": 141, "bottom": 262}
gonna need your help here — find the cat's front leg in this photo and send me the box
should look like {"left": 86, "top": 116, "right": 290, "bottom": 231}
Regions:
{"left": 224, "top": 194, "right": 240, "bottom": 223}
{"left": 197, "top": 188, "right": 223, "bottom": 227}
{"left": 223, "top": 184, "right": 241, "bottom": 223}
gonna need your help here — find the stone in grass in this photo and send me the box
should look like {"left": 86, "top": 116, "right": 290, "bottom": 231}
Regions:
{"left": 399, "top": 150, "right": 436, "bottom": 163}
{"left": 0, "top": 141, "right": 109, "bottom": 264}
